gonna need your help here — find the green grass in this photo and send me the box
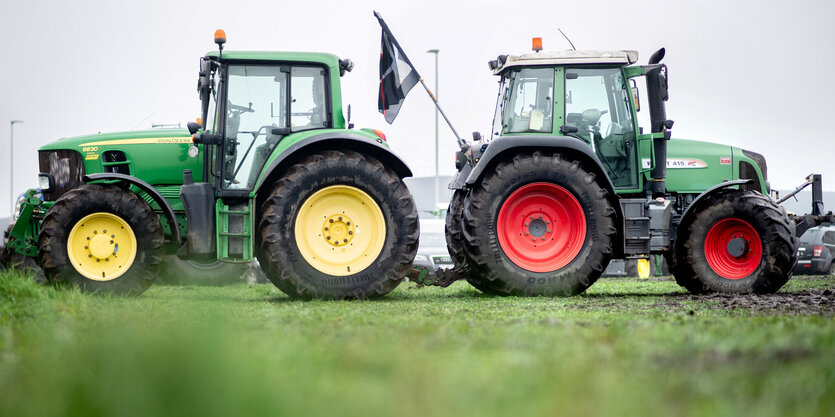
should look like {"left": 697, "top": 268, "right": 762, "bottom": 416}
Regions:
{"left": 1, "top": 271, "right": 833, "bottom": 417}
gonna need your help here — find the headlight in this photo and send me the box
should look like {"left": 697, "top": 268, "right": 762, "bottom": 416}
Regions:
{"left": 38, "top": 173, "right": 53, "bottom": 191}
{"left": 414, "top": 254, "right": 429, "bottom": 262}
{"left": 12, "top": 195, "right": 25, "bottom": 222}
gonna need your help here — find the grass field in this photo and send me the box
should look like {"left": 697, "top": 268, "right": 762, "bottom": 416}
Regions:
{"left": 1, "top": 270, "right": 833, "bottom": 417}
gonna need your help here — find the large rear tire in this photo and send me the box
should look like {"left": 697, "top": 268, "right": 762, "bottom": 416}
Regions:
{"left": 461, "top": 151, "right": 617, "bottom": 296}
{"left": 38, "top": 184, "right": 164, "bottom": 295}
{"left": 257, "top": 150, "right": 418, "bottom": 300}
{"left": 445, "top": 190, "right": 467, "bottom": 270}
{"left": 673, "top": 191, "right": 797, "bottom": 294}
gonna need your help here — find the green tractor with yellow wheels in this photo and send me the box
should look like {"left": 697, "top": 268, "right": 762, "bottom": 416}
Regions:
{"left": 2, "top": 31, "right": 418, "bottom": 299}
{"left": 430, "top": 41, "right": 831, "bottom": 296}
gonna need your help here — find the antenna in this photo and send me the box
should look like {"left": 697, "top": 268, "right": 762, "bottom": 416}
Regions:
{"left": 558, "top": 28, "right": 576, "bottom": 50}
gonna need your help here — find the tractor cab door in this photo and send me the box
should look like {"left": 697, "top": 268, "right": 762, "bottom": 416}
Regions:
{"left": 218, "top": 64, "right": 329, "bottom": 193}
{"left": 564, "top": 67, "right": 638, "bottom": 189}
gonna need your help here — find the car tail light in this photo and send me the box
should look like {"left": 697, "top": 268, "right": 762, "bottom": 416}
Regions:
{"left": 813, "top": 245, "right": 823, "bottom": 257}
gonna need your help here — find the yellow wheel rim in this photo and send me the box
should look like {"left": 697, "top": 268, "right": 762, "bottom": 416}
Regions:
{"left": 294, "top": 185, "right": 386, "bottom": 276}
{"left": 66, "top": 212, "right": 137, "bottom": 281}
{"left": 637, "top": 258, "right": 651, "bottom": 279}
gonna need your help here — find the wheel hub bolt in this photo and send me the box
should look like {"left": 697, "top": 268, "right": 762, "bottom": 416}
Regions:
{"left": 726, "top": 236, "right": 749, "bottom": 258}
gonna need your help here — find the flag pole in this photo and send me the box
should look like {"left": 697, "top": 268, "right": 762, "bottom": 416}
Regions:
{"left": 416, "top": 78, "right": 467, "bottom": 150}
{"left": 374, "top": 11, "right": 469, "bottom": 151}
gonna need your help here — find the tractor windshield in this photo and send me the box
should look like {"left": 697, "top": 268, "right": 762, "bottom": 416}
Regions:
{"left": 501, "top": 68, "right": 554, "bottom": 134}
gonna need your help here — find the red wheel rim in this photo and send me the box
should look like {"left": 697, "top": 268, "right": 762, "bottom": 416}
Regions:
{"left": 704, "top": 218, "right": 762, "bottom": 279}
{"left": 497, "top": 182, "right": 586, "bottom": 272}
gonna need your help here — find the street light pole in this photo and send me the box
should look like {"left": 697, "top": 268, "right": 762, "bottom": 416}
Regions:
{"left": 10, "top": 120, "right": 23, "bottom": 216}
{"left": 426, "top": 49, "right": 439, "bottom": 216}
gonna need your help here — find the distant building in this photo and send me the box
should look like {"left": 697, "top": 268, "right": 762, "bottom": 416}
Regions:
{"left": 404, "top": 176, "right": 454, "bottom": 219}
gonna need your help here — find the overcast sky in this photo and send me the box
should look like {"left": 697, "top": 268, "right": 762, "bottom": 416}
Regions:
{"left": 2, "top": 0, "right": 834, "bottom": 218}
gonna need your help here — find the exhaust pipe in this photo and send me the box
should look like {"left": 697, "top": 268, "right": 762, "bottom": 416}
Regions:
{"left": 646, "top": 48, "right": 672, "bottom": 198}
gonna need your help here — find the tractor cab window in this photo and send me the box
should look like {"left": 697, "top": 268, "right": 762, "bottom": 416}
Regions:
{"left": 502, "top": 68, "right": 554, "bottom": 134}
{"left": 223, "top": 64, "right": 288, "bottom": 190}
{"left": 565, "top": 67, "right": 637, "bottom": 189}
{"left": 221, "top": 64, "right": 330, "bottom": 190}
{"left": 290, "top": 67, "right": 328, "bottom": 130}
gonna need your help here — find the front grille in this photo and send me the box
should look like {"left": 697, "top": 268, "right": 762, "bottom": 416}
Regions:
{"left": 739, "top": 161, "right": 763, "bottom": 192}
{"left": 38, "top": 150, "right": 84, "bottom": 201}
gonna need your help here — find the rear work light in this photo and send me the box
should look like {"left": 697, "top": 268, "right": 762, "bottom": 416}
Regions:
{"left": 813, "top": 245, "right": 823, "bottom": 257}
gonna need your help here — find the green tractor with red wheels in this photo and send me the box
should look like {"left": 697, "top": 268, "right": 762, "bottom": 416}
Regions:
{"left": 1, "top": 31, "right": 419, "bottom": 299}
{"left": 434, "top": 42, "right": 829, "bottom": 296}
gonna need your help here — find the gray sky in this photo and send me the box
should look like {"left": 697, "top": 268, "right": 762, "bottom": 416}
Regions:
{"left": 2, "top": 0, "right": 834, "bottom": 218}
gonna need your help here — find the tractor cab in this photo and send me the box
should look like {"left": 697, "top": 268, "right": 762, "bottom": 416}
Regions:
{"left": 192, "top": 32, "right": 355, "bottom": 199}
{"left": 487, "top": 46, "right": 669, "bottom": 193}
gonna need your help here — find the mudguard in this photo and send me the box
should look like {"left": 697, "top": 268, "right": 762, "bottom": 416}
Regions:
{"left": 83, "top": 173, "right": 182, "bottom": 246}
{"left": 679, "top": 179, "right": 753, "bottom": 225}
{"left": 252, "top": 131, "right": 413, "bottom": 195}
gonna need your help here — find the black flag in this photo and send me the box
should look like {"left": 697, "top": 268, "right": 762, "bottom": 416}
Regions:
{"left": 375, "top": 11, "right": 419, "bottom": 124}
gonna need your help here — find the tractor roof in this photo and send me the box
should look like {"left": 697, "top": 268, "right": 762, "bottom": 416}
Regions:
{"left": 493, "top": 49, "right": 639, "bottom": 75}
{"left": 206, "top": 51, "right": 342, "bottom": 67}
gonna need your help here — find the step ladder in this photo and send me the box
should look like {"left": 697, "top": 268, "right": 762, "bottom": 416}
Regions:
{"left": 216, "top": 199, "right": 254, "bottom": 263}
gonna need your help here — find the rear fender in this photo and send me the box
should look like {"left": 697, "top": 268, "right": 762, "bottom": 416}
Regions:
{"left": 252, "top": 132, "right": 412, "bottom": 205}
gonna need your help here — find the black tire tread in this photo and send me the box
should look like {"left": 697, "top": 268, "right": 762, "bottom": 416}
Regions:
{"left": 37, "top": 184, "right": 164, "bottom": 295}
{"left": 674, "top": 190, "right": 797, "bottom": 294}
{"left": 460, "top": 151, "right": 616, "bottom": 296}
{"left": 257, "top": 150, "right": 418, "bottom": 300}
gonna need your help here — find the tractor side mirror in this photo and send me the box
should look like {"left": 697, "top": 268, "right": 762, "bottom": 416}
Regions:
{"left": 187, "top": 121, "right": 201, "bottom": 135}
{"left": 630, "top": 79, "right": 640, "bottom": 112}
{"left": 271, "top": 127, "right": 291, "bottom": 136}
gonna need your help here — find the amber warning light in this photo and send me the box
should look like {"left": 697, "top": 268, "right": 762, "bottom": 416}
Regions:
{"left": 214, "top": 29, "right": 226, "bottom": 45}
{"left": 532, "top": 37, "right": 543, "bottom": 52}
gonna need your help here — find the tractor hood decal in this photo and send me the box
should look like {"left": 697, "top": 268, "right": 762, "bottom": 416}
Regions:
{"left": 642, "top": 158, "right": 708, "bottom": 169}
{"left": 78, "top": 137, "right": 192, "bottom": 147}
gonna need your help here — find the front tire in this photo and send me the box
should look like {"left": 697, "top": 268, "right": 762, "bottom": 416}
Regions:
{"left": 38, "top": 184, "right": 164, "bottom": 295}
{"left": 674, "top": 191, "right": 797, "bottom": 294}
{"left": 257, "top": 150, "right": 418, "bottom": 300}
{"left": 461, "top": 151, "right": 617, "bottom": 296}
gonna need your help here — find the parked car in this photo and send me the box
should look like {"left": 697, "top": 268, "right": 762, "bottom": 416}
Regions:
{"left": 794, "top": 224, "right": 835, "bottom": 275}
{"left": 413, "top": 219, "right": 454, "bottom": 270}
